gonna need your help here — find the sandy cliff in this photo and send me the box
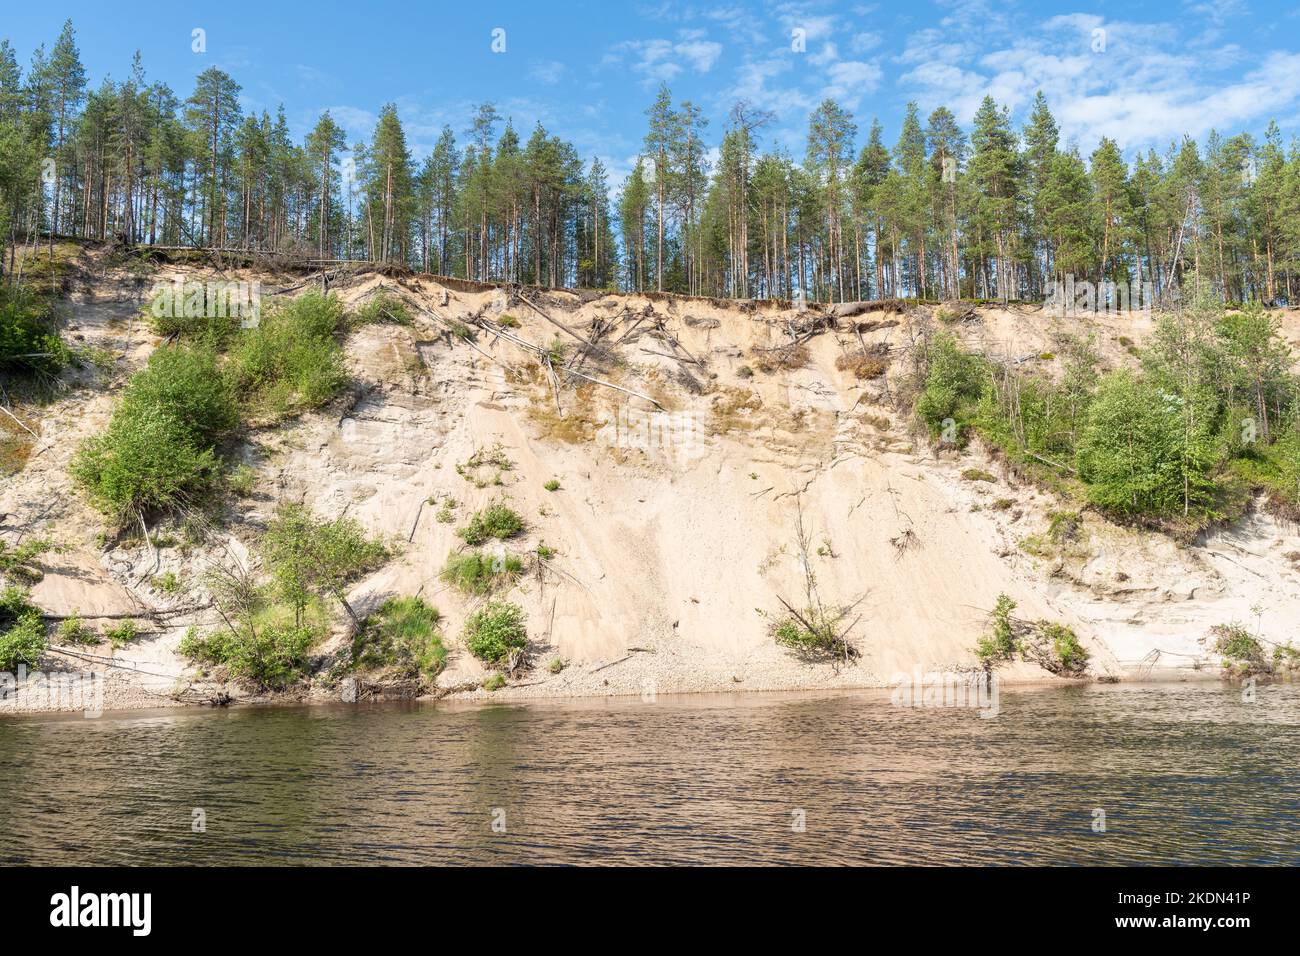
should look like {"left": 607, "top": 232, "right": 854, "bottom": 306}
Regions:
{"left": 4, "top": 252, "right": 1298, "bottom": 712}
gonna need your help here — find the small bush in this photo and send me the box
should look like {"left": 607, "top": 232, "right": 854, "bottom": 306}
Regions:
{"left": 457, "top": 503, "right": 525, "bottom": 546}
{"left": 916, "top": 332, "right": 987, "bottom": 439}
{"left": 180, "top": 622, "right": 315, "bottom": 691}
{"left": 0, "top": 285, "right": 71, "bottom": 377}
{"left": 350, "top": 293, "right": 413, "bottom": 328}
{"left": 0, "top": 537, "right": 53, "bottom": 585}
{"left": 1047, "top": 510, "right": 1081, "bottom": 543}
{"left": 0, "top": 586, "right": 46, "bottom": 670}
{"left": 351, "top": 596, "right": 446, "bottom": 680}
{"left": 772, "top": 609, "right": 857, "bottom": 661}
{"left": 153, "top": 571, "right": 181, "bottom": 594}
{"left": 1042, "top": 622, "right": 1089, "bottom": 674}
{"left": 463, "top": 600, "right": 528, "bottom": 666}
{"left": 835, "top": 354, "right": 888, "bottom": 379}
{"left": 544, "top": 479, "right": 561, "bottom": 492}
{"left": 227, "top": 292, "right": 349, "bottom": 419}
{"left": 1210, "top": 624, "right": 1266, "bottom": 670}
{"left": 72, "top": 343, "right": 238, "bottom": 521}
{"left": 547, "top": 657, "right": 564, "bottom": 674}
{"left": 962, "top": 468, "right": 997, "bottom": 483}
{"left": 975, "top": 594, "right": 1018, "bottom": 665}
{"left": 72, "top": 407, "right": 222, "bottom": 520}
{"left": 227, "top": 464, "right": 257, "bottom": 497}
{"left": 57, "top": 616, "right": 96, "bottom": 646}
{"left": 482, "top": 672, "right": 506, "bottom": 691}
{"left": 144, "top": 284, "right": 241, "bottom": 343}
{"left": 105, "top": 620, "right": 139, "bottom": 648}
{"left": 456, "top": 444, "right": 514, "bottom": 485}
{"left": 440, "top": 551, "right": 524, "bottom": 595}
{"left": 261, "top": 504, "right": 390, "bottom": 622}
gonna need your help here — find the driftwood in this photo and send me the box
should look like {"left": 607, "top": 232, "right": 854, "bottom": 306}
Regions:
{"left": 544, "top": 355, "right": 564, "bottom": 416}
{"left": 639, "top": 346, "right": 702, "bottom": 365}
{"left": 475, "top": 317, "right": 665, "bottom": 410}
{"left": 0, "top": 403, "right": 38, "bottom": 438}
{"left": 562, "top": 365, "right": 663, "bottom": 410}
{"left": 407, "top": 498, "right": 426, "bottom": 542}
{"left": 514, "top": 291, "right": 589, "bottom": 345}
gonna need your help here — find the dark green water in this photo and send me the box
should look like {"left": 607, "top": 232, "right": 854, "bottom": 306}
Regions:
{"left": 1, "top": 682, "right": 1296, "bottom": 865}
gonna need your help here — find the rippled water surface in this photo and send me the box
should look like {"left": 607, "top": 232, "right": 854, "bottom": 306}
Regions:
{"left": 1, "top": 683, "right": 1297, "bottom": 864}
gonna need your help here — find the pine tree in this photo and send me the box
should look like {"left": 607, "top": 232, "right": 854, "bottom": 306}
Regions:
{"left": 306, "top": 111, "right": 346, "bottom": 258}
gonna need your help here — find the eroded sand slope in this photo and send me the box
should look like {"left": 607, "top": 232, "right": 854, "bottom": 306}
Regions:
{"left": 4, "top": 258, "right": 1299, "bottom": 711}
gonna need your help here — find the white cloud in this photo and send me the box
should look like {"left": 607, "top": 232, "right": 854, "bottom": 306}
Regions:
{"left": 821, "top": 60, "right": 883, "bottom": 108}
{"left": 607, "top": 30, "right": 723, "bottom": 85}
{"left": 895, "top": 7, "right": 1300, "bottom": 152}
{"left": 530, "top": 60, "right": 568, "bottom": 85}
{"left": 850, "top": 32, "right": 881, "bottom": 54}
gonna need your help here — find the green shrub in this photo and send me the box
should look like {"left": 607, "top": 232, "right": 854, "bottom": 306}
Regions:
{"left": 976, "top": 594, "right": 1018, "bottom": 665}
{"left": 227, "top": 464, "right": 257, "bottom": 497}
{"left": 260, "top": 504, "right": 390, "bottom": 624}
{"left": 0, "top": 285, "right": 70, "bottom": 377}
{"left": 1210, "top": 623, "right": 1266, "bottom": 669}
{"left": 0, "top": 537, "right": 53, "bottom": 585}
{"left": 457, "top": 502, "right": 525, "bottom": 546}
{"left": 772, "top": 608, "right": 856, "bottom": 661}
{"left": 227, "top": 292, "right": 348, "bottom": 419}
{"left": 351, "top": 596, "right": 446, "bottom": 679}
{"left": 0, "top": 586, "right": 46, "bottom": 670}
{"left": 463, "top": 600, "right": 528, "bottom": 666}
{"left": 440, "top": 551, "right": 523, "bottom": 595}
{"left": 180, "top": 622, "right": 315, "bottom": 690}
{"left": 916, "top": 332, "right": 987, "bottom": 438}
{"left": 547, "top": 657, "right": 564, "bottom": 674}
{"left": 1077, "top": 370, "right": 1218, "bottom": 519}
{"left": 350, "top": 293, "right": 413, "bottom": 328}
{"left": 57, "top": 616, "right": 96, "bottom": 646}
{"left": 153, "top": 571, "right": 181, "bottom": 594}
{"left": 482, "top": 672, "right": 506, "bottom": 691}
{"left": 1042, "top": 622, "right": 1089, "bottom": 674}
{"left": 72, "top": 406, "right": 222, "bottom": 520}
{"left": 105, "top": 620, "right": 139, "bottom": 647}
{"left": 1047, "top": 510, "right": 1080, "bottom": 543}
{"left": 72, "top": 343, "right": 237, "bottom": 521}
{"left": 544, "top": 479, "right": 561, "bottom": 492}
{"left": 120, "top": 345, "right": 238, "bottom": 445}
{"left": 961, "top": 467, "right": 996, "bottom": 483}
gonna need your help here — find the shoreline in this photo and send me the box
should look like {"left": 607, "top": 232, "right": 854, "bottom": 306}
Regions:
{"left": 0, "top": 662, "right": 1230, "bottom": 720}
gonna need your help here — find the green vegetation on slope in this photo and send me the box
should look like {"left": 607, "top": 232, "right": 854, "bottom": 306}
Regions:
{"left": 914, "top": 282, "right": 1300, "bottom": 533}
{"left": 72, "top": 292, "right": 359, "bottom": 524}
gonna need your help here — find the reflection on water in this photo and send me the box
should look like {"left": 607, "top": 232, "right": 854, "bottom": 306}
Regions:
{"left": 1, "top": 682, "right": 1297, "bottom": 865}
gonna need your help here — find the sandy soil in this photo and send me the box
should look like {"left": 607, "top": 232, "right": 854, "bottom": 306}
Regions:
{"left": 4, "top": 253, "right": 1298, "bottom": 713}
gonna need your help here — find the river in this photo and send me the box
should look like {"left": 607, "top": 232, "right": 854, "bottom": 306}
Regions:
{"left": 1, "top": 682, "right": 1296, "bottom": 865}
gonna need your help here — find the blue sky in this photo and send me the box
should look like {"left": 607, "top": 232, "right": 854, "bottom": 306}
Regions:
{"left": 6, "top": 0, "right": 1300, "bottom": 188}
